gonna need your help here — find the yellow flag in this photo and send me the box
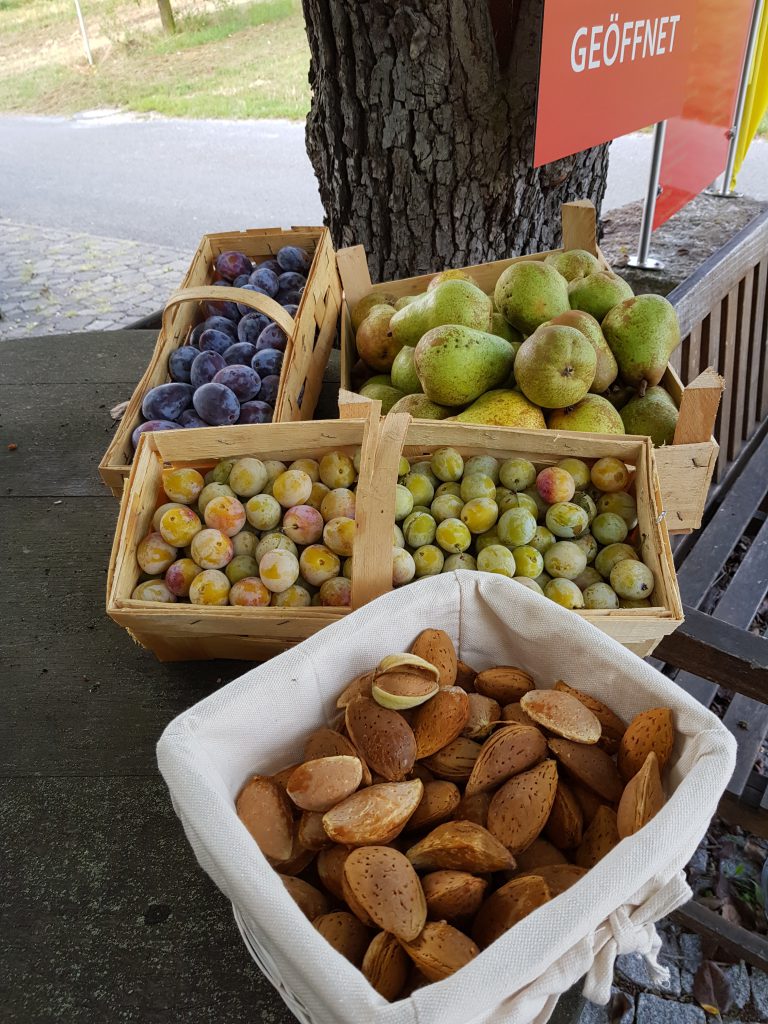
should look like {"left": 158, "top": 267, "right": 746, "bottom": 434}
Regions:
{"left": 732, "top": 2, "right": 768, "bottom": 187}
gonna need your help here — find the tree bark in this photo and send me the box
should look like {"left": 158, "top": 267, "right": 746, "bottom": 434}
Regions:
{"left": 156, "top": 0, "right": 176, "bottom": 34}
{"left": 301, "top": 0, "right": 610, "bottom": 281}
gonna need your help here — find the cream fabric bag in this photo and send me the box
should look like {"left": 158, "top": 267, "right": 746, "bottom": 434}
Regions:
{"left": 157, "top": 571, "right": 736, "bottom": 1024}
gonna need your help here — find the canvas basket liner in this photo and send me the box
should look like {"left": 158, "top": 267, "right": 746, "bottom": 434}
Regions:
{"left": 157, "top": 570, "right": 736, "bottom": 1024}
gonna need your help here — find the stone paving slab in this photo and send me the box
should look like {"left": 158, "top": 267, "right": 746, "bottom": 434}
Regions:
{"left": 0, "top": 219, "right": 189, "bottom": 341}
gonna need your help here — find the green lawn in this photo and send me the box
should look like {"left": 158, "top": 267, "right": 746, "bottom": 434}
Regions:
{"left": 0, "top": 0, "right": 311, "bottom": 119}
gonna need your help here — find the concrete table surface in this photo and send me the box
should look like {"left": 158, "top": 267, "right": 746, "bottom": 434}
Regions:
{"left": 0, "top": 330, "right": 585, "bottom": 1023}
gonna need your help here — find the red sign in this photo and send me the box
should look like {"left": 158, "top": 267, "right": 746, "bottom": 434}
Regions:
{"left": 653, "top": 0, "right": 755, "bottom": 228}
{"left": 535, "top": 1, "right": 696, "bottom": 168}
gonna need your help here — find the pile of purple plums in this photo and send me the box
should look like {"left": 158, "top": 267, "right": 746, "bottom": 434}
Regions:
{"left": 132, "top": 246, "right": 312, "bottom": 448}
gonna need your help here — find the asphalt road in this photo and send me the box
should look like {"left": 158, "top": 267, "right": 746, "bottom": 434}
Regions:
{"left": 2, "top": 111, "right": 767, "bottom": 248}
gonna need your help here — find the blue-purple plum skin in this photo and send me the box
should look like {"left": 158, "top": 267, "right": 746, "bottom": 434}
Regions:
{"left": 238, "top": 401, "right": 273, "bottom": 424}
{"left": 223, "top": 342, "right": 257, "bottom": 366}
{"left": 141, "top": 382, "right": 194, "bottom": 421}
{"left": 212, "top": 365, "right": 262, "bottom": 403}
{"left": 169, "top": 346, "right": 199, "bottom": 383}
{"left": 193, "top": 382, "right": 241, "bottom": 426}
{"left": 190, "top": 350, "right": 226, "bottom": 388}
{"left": 132, "top": 419, "right": 178, "bottom": 449}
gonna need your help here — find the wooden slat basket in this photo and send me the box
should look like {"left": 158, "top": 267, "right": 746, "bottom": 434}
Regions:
{"left": 99, "top": 226, "right": 341, "bottom": 498}
{"left": 336, "top": 202, "right": 722, "bottom": 533}
{"left": 106, "top": 406, "right": 386, "bottom": 663}
{"left": 352, "top": 411, "right": 684, "bottom": 660}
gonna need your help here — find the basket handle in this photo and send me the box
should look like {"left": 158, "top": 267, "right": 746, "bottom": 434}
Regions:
{"left": 162, "top": 285, "right": 296, "bottom": 338}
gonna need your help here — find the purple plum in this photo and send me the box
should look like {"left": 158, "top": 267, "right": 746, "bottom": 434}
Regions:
{"left": 193, "top": 382, "right": 241, "bottom": 426}
{"left": 199, "top": 329, "right": 234, "bottom": 355}
{"left": 215, "top": 251, "right": 252, "bottom": 281}
{"left": 238, "top": 401, "right": 273, "bottom": 424}
{"left": 141, "top": 382, "right": 194, "bottom": 421}
{"left": 278, "top": 272, "right": 306, "bottom": 292}
{"left": 249, "top": 266, "right": 279, "bottom": 296}
{"left": 223, "top": 342, "right": 257, "bottom": 366}
{"left": 132, "top": 419, "right": 178, "bottom": 449}
{"left": 236, "top": 283, "right": 271, "bottom": 317}
{"left": 256, "top": 323, "right": 288, "bottom": 352}
{"left": 212, "top": 365, "right": 262, "bottom": 403}
{"left": 169, "top": 346, "right": 199, "bottom": 383}
{"left": 258, "top": 374, "right": 280, "bottom": 406}
{"left": 237, "top": 312, "right": 271, "bottom": 345}
{"left": 276, "top": 246, "right": 312, "bottom": 274}
{"left": 251, "top": 348, "right": 284, "bottom": 376}
{"left": 179, "top": 410, "right": 209, "bottom": 429}
{"left": 190, "top": 350, "right": 226, "bottom": 389}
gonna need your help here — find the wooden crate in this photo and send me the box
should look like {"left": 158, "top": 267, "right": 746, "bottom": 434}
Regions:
{"left": 354, "top": 412, "right": 684, "bottom": 660}
{"left": 335, "top": 202, "right": 722, "bottom": 533}
{"left": 106, "top": 407, "right": 385, "bottom": 662}
{"left": 99, "top": 226, "right": 341, "bottom": 498}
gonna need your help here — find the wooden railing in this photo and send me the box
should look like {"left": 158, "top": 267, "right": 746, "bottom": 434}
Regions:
{"left": 668, "top": 208, "right": 768, "bottom": 480}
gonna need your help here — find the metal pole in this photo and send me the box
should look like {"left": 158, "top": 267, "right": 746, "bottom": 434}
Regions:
{"left": 73, "top": 0, "right": 94, "bottom": 66}
{"left": 719, "top": 0, "right": 765, "bottom": 195}
{"left": 628, "top": 120, "right": 666, "bottom": 270}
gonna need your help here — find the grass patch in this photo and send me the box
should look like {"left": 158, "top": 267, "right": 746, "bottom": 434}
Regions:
{"left": 0, "top": 0, "right": 311, "bottom": 120}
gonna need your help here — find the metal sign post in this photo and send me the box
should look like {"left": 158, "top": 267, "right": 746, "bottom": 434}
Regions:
{"left": 714, "top": 0, "right": 765, "bottom": 197}
{"left": 628, "top": 120, "right": 667, "bottom": 271}
{"left": 73, "top": 0, "right": 94, "bottom": 66}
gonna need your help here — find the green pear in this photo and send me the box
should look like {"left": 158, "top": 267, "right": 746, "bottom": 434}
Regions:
{"left": 620, "top": 386, "right": 679, "bottom": 446}
{"left": 414, "top": 325, "right": 515, "bottom": 406}
{"left": 602, "top": 294, "right": 681, "bottom": 388}
{"left": 359, "top": 377, "right": 405, "bottom": 413}
{"left": 390, "top": 280, "right": 492, "bottom": 347}
{"left": 390, "top": 393, "right": 453, "bottom": 418}
{"left": 427, "top": 268, "right": 478, "bottom": 291}
{"left": 355, "top": 304, "right": 402, "bottom": 372}
{"left": 543, "top": 309, "right": 617, "bottom": 393}
{"left": 491, "top": 312, "right": 524, "bottom": 345}
{"left": 351, "top": 291, "right": 398, "bottom": 331}
{"left": 494, "top": 261, "right": 570, "bottom": 335}
{"left": 514, "top": 325, "right": 596, "bottom": 408}
{"left": 568, "top": 271, "right": 634, "bottom": 321}
{"left": 547, "top": 394, "right": 625, "bottom": 434}
{"left": 390, "top": 346, "right": 423, "bottom": 395}
{"left": 544, "top": 249, "right": 601, "bottom": 282}
{"left": 394, "top": 294, "right": 420, "bottom": 310}
{"left": 454, "top": 389, "right": 547, "bottom": 429}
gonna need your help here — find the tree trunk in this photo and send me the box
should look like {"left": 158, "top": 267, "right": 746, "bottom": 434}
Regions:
{"left": 156, "top": 0, "right": 176, "bottom": 34}
{"left": 301, "top": 0, "right": 610, "bottom": 281}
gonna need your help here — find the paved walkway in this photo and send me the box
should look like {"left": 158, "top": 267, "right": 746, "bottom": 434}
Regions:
{"left": 0, "top": 219, "right": 188, "bottom": 340}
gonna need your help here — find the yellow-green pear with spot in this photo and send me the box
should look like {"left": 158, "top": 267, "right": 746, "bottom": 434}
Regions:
{"left": 620, "top": 386, "right": 679, "bottom": 446}
{"left": 390, "top": 393, "right": 453, "bottom": 419}
{"left": 547, "top": 394, "right": 625, "bottom": 434}
{"left": 494, "top": 260, "right": 570, "bottom": 334}
{"left": 544, "top": 249, "right": 601, "bottom": 282}
{"left": 390, "top": 279, "right": 492, "bottom": 347}
{"left": 454, "top": 389, "right": 546, "bottom": 428}
{"left": 568, "top": 271, "right": 633, "bottom": 321}
{"left": 543, "top": 309, "right": 618, "bottom": 393}
{"left": 414, "top": 325, "right": 515, "bottom": 406}
{"left": 602, "top": 294, "right": 681, "bottom": 388}
{"left": 514, "top": 325, "right": 596, "bottom": 408}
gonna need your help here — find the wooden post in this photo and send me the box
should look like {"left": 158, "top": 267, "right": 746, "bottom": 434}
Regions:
{"left": 672, "top": 367, "right": 725, "bottom": 445}
{"left": 156, "top": 0, "right": 176, "bottom": 33}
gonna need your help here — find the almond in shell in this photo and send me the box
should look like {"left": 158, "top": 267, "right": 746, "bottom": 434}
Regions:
{"left": 502, "top": 703, "right": 539, "bottom": 729}
{"left": 452, "top": 790, "right": 491, "bottom": 829}
{"left": 514, "top": 837, "right": 568, "bottom": 872}
{"left": 298, "top": 811, "right": 333, "bottom": 852}
{"left": 274, "top": 827, "right": 316, "bottom": 875}
{"left": 317, "top": 844, "right": 351, "bottom": 901}
{"left": 412, "top": 687, "right": 470, "bottom": 759}
{"left": 422, "top": 736, "right": 482, "bottom": 782}
{"left": 303, "top": 726, "right": 359, "bottom": 761}
{"left": 399, "top": 921, "right": 479, "bottom": 982}
{"left": 271, "top": 763, "right": 302, "bottom": 794}
{"left": 472, "top": 875, "right": 551, "bottom": 949}
{"left": 547, "top": 738, "right": 623, "bottom": 804}
{"left": 520, "top": 690, "right": 601, "bottom": 745}
{"left": 323, "top": 779, "right": 424, "bottom": 845}
{"left": 516, "top": 863, "right": 587, "bottom": 897}
{"left": 405, "top": 780, "right": 461, "bottom": 832}
{"left": 570, "top": 781, "right": 605, "bottom": 825}
{"left": 544, "top": 781, "right": 584, "bottom": 850}
{"left": 343, "top": 846, "right": 427, "bottom": 941}
{"left": 617, "top": 708, "right": 674, "bottom": 782}
{"left": 463, "top": 693, "right": 501, "bottom": 739}
{"left": 410, "top": 763, "right": 435, "bottom": 785}
{"left": 410, "top": 628, "right": 458, "bottom": 688}
{"left": 554, "top": 681, "right": 626, "bottom": 754}
{"left": 406, "top": 820, "right": 516, "bottom": 872}
{"left": 465, "top": 724, "right": 547, "bottom": 796}
{"left": 362, "top": 931, "right": 410, "bottom": 1001}
{"left": 575, "top": 805, "right": 620, "bottom": 868}
{"left": 475, "top": 666, "right": 535, "bottom": 704}
{"left": 236, "top": 775, "right": 294, "bottom": 863}
{"left": 346, "top": 697, "right": 416, "bottom": 782}
{"left": 455, "top": 659, "right": 478, "bottom": 692}
{"left": 313, "top": 911, "right": 371, "bottom": 967}
{"left": 617, "top": 750, "right": 665, "bottom": 838}
{"left": 280, "top": 874, "right": 330, "bottom": 920}
{"left": 286, "top": 755, "right": 363, "bottom": 812}
{"left": 487, "top": 759, "right": 558, "bottom": 854}
{"left": 422, "top": 870, "right": 488, "bottom": 921}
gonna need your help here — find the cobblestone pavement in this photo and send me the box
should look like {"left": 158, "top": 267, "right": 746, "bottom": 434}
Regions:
{"left": 0, "top": 219, "right": 189, "bottom": 340}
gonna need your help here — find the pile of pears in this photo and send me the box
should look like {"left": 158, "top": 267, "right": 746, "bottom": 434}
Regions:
{"left": 351, "top": 250, "right": 682, "bottom": 447}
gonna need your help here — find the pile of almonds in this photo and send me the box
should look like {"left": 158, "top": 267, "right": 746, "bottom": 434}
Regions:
{"left": 236, "top": 629, "right": 675, "bottom": 1000}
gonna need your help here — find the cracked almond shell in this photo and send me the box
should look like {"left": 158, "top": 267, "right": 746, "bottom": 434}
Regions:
{"left": 399, "top": 921, "right": 479, "bottom": 982}
{"left": 323, "top": 779, "right": 423, "bottom": 846}
{"left": 487, "top": 759, "right": 559, "bottom": 855}
{"left": 520, "top": 689, "right": 601, "bottom": 744}
{"left": 406, "top": 820, "right": 516, "bottom": 872}
{"left": 371, "top": 671, "right": 440, "bottom": 710}
{"left": 343, "top": 846, "right": 427, "bottom": 941}
{"left": 465, "top": 723, "right": 547, "bottom": 796}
